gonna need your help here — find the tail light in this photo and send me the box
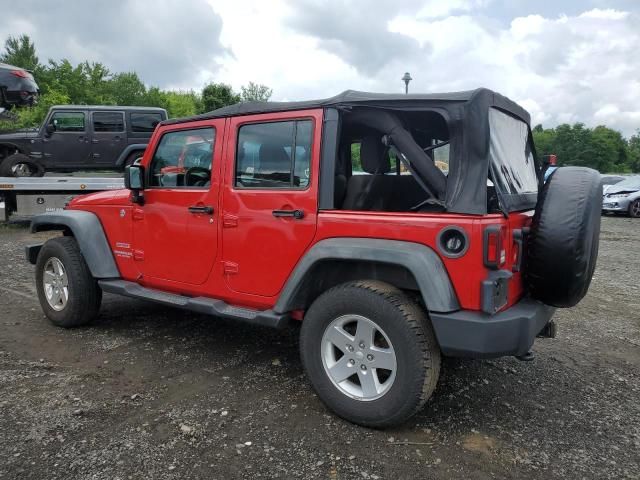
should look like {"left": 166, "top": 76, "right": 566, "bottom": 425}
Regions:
{"left": 483, "top": 225, "right": 505, "bottom": 269}
{"left": 11, "top": 70, "right": 29, "bottom": 78}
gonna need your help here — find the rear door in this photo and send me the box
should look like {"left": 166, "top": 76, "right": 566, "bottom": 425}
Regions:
{"left": 91, "top": 110, "right": 125, "bottom": 166}
{"left": 221, "top": 110, "right": 322, "bottom": 297}
{"left": 42, "top": 110, "right": 91, "bottom": 169}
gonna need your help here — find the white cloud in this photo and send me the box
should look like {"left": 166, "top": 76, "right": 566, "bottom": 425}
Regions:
{"left": 1, "top": 1, "right": 639, "bottom": 135}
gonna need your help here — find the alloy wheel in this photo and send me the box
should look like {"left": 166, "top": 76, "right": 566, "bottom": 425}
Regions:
{"left": 43, "top": 257, "right": 69, "bottom": 311}
{"left": 321, "top": 314, "right": 397, "bottom": 401}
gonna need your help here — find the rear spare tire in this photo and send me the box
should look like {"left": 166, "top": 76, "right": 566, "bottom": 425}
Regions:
{"left": 527, "top": 167, "right": 602, "bottom": 308}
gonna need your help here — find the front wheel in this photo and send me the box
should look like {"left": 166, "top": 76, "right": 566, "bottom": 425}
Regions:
{"left": 629, "top": 199, "right": 640, "bottom": 218}
{"left": 300, "top": 281, "right": 441, "bottom": 428}
{"left": 35, "top": 236, "right": 102, "bottom": 327}
{"left": 0, "top": 153, "right": 45, "bottom": 177}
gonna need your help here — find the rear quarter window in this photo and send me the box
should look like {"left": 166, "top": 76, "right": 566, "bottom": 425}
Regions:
{"left": 130, "top": 112, "right": 163, "bottom": 133}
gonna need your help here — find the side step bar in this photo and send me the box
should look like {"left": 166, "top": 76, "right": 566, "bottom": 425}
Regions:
{"left": 98, "top": 279, "right": 290, "bottom": 329}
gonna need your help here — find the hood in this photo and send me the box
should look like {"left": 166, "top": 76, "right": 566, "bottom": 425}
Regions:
{"left": 68, "top": 189, "right": 131, "bottom": 207}
{"left": 0, "top": 128, "right": 40, "bottom": 141}
{"left": 606, "top": 184, "right": 640, "bottom": 195}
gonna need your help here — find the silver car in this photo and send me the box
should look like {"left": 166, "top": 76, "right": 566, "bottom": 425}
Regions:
{"left": 602, "top": 175, "right": 640, "bottom": 218}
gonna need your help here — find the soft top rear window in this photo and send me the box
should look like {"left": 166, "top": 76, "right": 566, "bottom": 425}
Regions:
{"left": 488, "top": 108, "right": 538, "bottom": 196}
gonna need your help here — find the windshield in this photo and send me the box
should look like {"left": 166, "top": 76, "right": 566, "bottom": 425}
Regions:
{"left": 488, "top": 108, "right": 538, "bottom": 195}
{"left": 613, "top": 176, "right": 640, "bottom": 189}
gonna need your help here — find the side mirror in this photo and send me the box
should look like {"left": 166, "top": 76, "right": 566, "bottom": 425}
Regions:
{"left": 124, "top": 165, "right": 145, "bottom": 205}
{"left": 45, "top": 123, "right": 55, "bottom": 136}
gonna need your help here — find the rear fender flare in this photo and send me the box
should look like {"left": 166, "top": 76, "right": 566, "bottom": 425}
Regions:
{"left": 30, "top": 210, "right": 120, "bottom": 278}
{"left": 274, "top": 238, "right": 460, "bottom": 314}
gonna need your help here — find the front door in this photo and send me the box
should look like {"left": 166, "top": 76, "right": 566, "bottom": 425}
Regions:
{"left": 91, "top": 110, "right": 125, "bottom": 166}
{"left": 42, "top": 110, "right": 91, "bottom": 170}
{"left": 133, "top": 120, "right": 225, "bottom": 286}
{"left": 221, "top": 110, "right": 322, "bottom": 297}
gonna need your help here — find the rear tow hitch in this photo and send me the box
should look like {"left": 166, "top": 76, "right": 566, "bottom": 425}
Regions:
{"left": 537, "top": 320, "right": 557, "bottom": 339}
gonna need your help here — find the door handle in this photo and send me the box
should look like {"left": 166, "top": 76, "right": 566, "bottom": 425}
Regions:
{"left": 272, "top": 209, "right": 304, "bottom": 219}
{"left": 92, "top": 139, "right": 99, "bottom": 144}
{"left": 188, "top": 205, "right": 214, "bottom": 214}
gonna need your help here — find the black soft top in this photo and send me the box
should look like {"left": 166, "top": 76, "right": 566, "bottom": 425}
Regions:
{"left": 163, "top": 88, "right": 535, "bottom": 215}
{"left": 163, "top": 88, "right": 530, "bottom": 127}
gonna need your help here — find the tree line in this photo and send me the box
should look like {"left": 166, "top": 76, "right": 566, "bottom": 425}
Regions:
{"left": 533, "top": 124, "right": 640, "bottom": 173}
{"left": 2, "top": 35, "right": 639, "bottom": 173}
{"left": 0, "top": 35, "right": 271, "bottom": 129}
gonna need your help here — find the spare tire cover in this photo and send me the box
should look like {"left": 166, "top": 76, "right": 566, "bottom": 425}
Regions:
{"left": 526, "top": 167, "right": 602, "bottom": 308}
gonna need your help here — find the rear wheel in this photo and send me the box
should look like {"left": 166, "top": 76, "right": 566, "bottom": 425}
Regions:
{"left": 124, "top": 151, "right": 143, "bottom": 168}
{"left": 0, "top": 153, "right": 45, "bottom": 177}
{"left": 35, "top": 237, "right": 102, "bottom": 327}
{"left": 629, "top": 199, "right": 640, "bottom": 218}
{"left": 300, "top": 280, "right": 440, "bottom": 428}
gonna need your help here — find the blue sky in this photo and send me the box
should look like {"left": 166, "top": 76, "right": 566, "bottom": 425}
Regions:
{"left": 0, "top": 0, "right": 638, "bottom": 135}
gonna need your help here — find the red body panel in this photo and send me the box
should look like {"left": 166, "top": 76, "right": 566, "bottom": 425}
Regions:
{"left": 68, "top": 108, "right": 531, "bottom": 314}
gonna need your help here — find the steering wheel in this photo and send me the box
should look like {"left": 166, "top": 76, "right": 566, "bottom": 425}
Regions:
{"left": 184, "top": 167, "right": 210, "bottom": 187}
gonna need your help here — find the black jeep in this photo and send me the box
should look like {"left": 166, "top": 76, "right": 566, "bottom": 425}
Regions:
{"left": 0, "top": 105, "right": 167, "bottom": 177}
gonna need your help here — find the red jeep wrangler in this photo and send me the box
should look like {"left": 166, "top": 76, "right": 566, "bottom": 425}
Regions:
{"left": 27, "top": 89, "right": 601, "bottom": 427}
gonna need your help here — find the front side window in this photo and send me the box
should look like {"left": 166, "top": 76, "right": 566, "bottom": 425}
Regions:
{"left": 93, "top": 112, "right": 124, "bottom": 132}
{"left": 49, "top": 112, "right": 85, "bottom": 132}
{"left": 131, "top": 112, "right": 163, "bottom": 132}
{"left": 149, "top": 127, "right": 215, "bottom": 188}
{"left": 235, "top": 120, "right": 312, "bottom": 189}
{"left": 488, "top": 108, "right": 538, "bottom": 195}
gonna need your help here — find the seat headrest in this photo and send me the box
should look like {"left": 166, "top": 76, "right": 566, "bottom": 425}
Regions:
{"left": 360, "top": 135, "right": 390, "bottom": 174}
{"left": 258, "top": 144, "right": 290, "bottom": 171}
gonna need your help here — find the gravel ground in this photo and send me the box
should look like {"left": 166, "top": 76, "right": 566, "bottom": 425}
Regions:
{"left": 0, "top": 216, "right": 638, "bottom": 480}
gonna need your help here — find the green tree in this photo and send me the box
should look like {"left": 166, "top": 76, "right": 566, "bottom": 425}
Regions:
{"left": 0, "top": 34, "right": 39, "bottom": 70}
{"left": 591, "top": 125, "right": 627, "bottom": 173}
{"left": 628, "top": 130, "right": 640, "bottom": 173}
{"left": 201, "top": 83, "right": 239, "bottom": 113}
{"left": 107, "top": 72, "right": 147, "bottom": 105}
{"left": 240, "top": 81, "right": 272, "bottom": 102}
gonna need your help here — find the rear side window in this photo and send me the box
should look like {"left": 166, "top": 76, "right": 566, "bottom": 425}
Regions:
{"left": 92, "top": 112, "right": 124, "bottom": 132}
{"left": 49, "top": 112, "right": 85, "bottom": 132}
{"left": 131, "top": 113, "right": 163, "bottom": 133}
{"left": 235, "top": 120, "right": 312, "bottom": 189}
{"left": 488, "top": 108, "right": 538, "bottom": 194}
{"left": 149, "top": 127, "right": 215, "bottom": 188}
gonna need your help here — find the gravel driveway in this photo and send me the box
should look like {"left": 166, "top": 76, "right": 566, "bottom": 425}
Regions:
{"left": 0, "top": 216, "right": 638, "bottom": 479}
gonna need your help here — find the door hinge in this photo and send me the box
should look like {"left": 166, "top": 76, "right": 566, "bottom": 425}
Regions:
{"left": 132, "top": 208, "right": 144, "bottom": 221}
{"left": 133, "top": 249, "right": 144, "bottom": 261}
{"left": 223, "top": 261, "right": 239, "bottom": 275}
{"left": 222, "top": 214, "right": 238, "bottom": 228}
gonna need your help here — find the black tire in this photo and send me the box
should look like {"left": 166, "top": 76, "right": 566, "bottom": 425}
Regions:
{"left": 0, "top": 153, "right": 45, "bottom": 177}
{"left": 629, "top": 199, "right": 640, "bottom": 218}
{"left": 300, "top": 280, "right": 441, "bottom": 428}
{"left": 527, "top": 167, "right": 602, "bottom": 308}
{"left": 35, "top": 236, "right": 102, "bottom": 328}
{"left": 124, "top": 151, "right": 143, "bottom": 168}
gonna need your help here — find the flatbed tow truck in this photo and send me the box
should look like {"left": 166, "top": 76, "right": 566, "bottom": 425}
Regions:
{"left": 0, "top": 176, "right": 124, "bottom": 222}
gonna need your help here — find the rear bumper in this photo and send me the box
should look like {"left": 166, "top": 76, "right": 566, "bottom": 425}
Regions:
{"left": 430, "top": 297, "right": 555, "bottom": 358}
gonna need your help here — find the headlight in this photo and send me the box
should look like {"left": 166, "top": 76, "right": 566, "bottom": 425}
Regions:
{"left": 608, "top": 193, "right": 630, "bottom": 198}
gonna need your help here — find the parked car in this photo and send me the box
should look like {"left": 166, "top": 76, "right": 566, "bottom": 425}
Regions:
{"left": 0, "top": 105, "right": 167, "bottom": 177}
{"left": 602, "top": 175, "right": 640, "bottom": 217}
{"left": 26, "top": 89, "right": 602, "bottom": 427}
{"left": 601, "top": 174, "right": 625, "bottom": 195}
{"left": 0, "top": 62, "right": 39, "bottom": 110}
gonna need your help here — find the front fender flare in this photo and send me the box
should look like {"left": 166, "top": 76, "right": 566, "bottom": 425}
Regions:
{"left": 30, "top": 210, "right": 120, "bottom": 278}
{"left": 274, "top": 238, "right": 460, "bottom": 314}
